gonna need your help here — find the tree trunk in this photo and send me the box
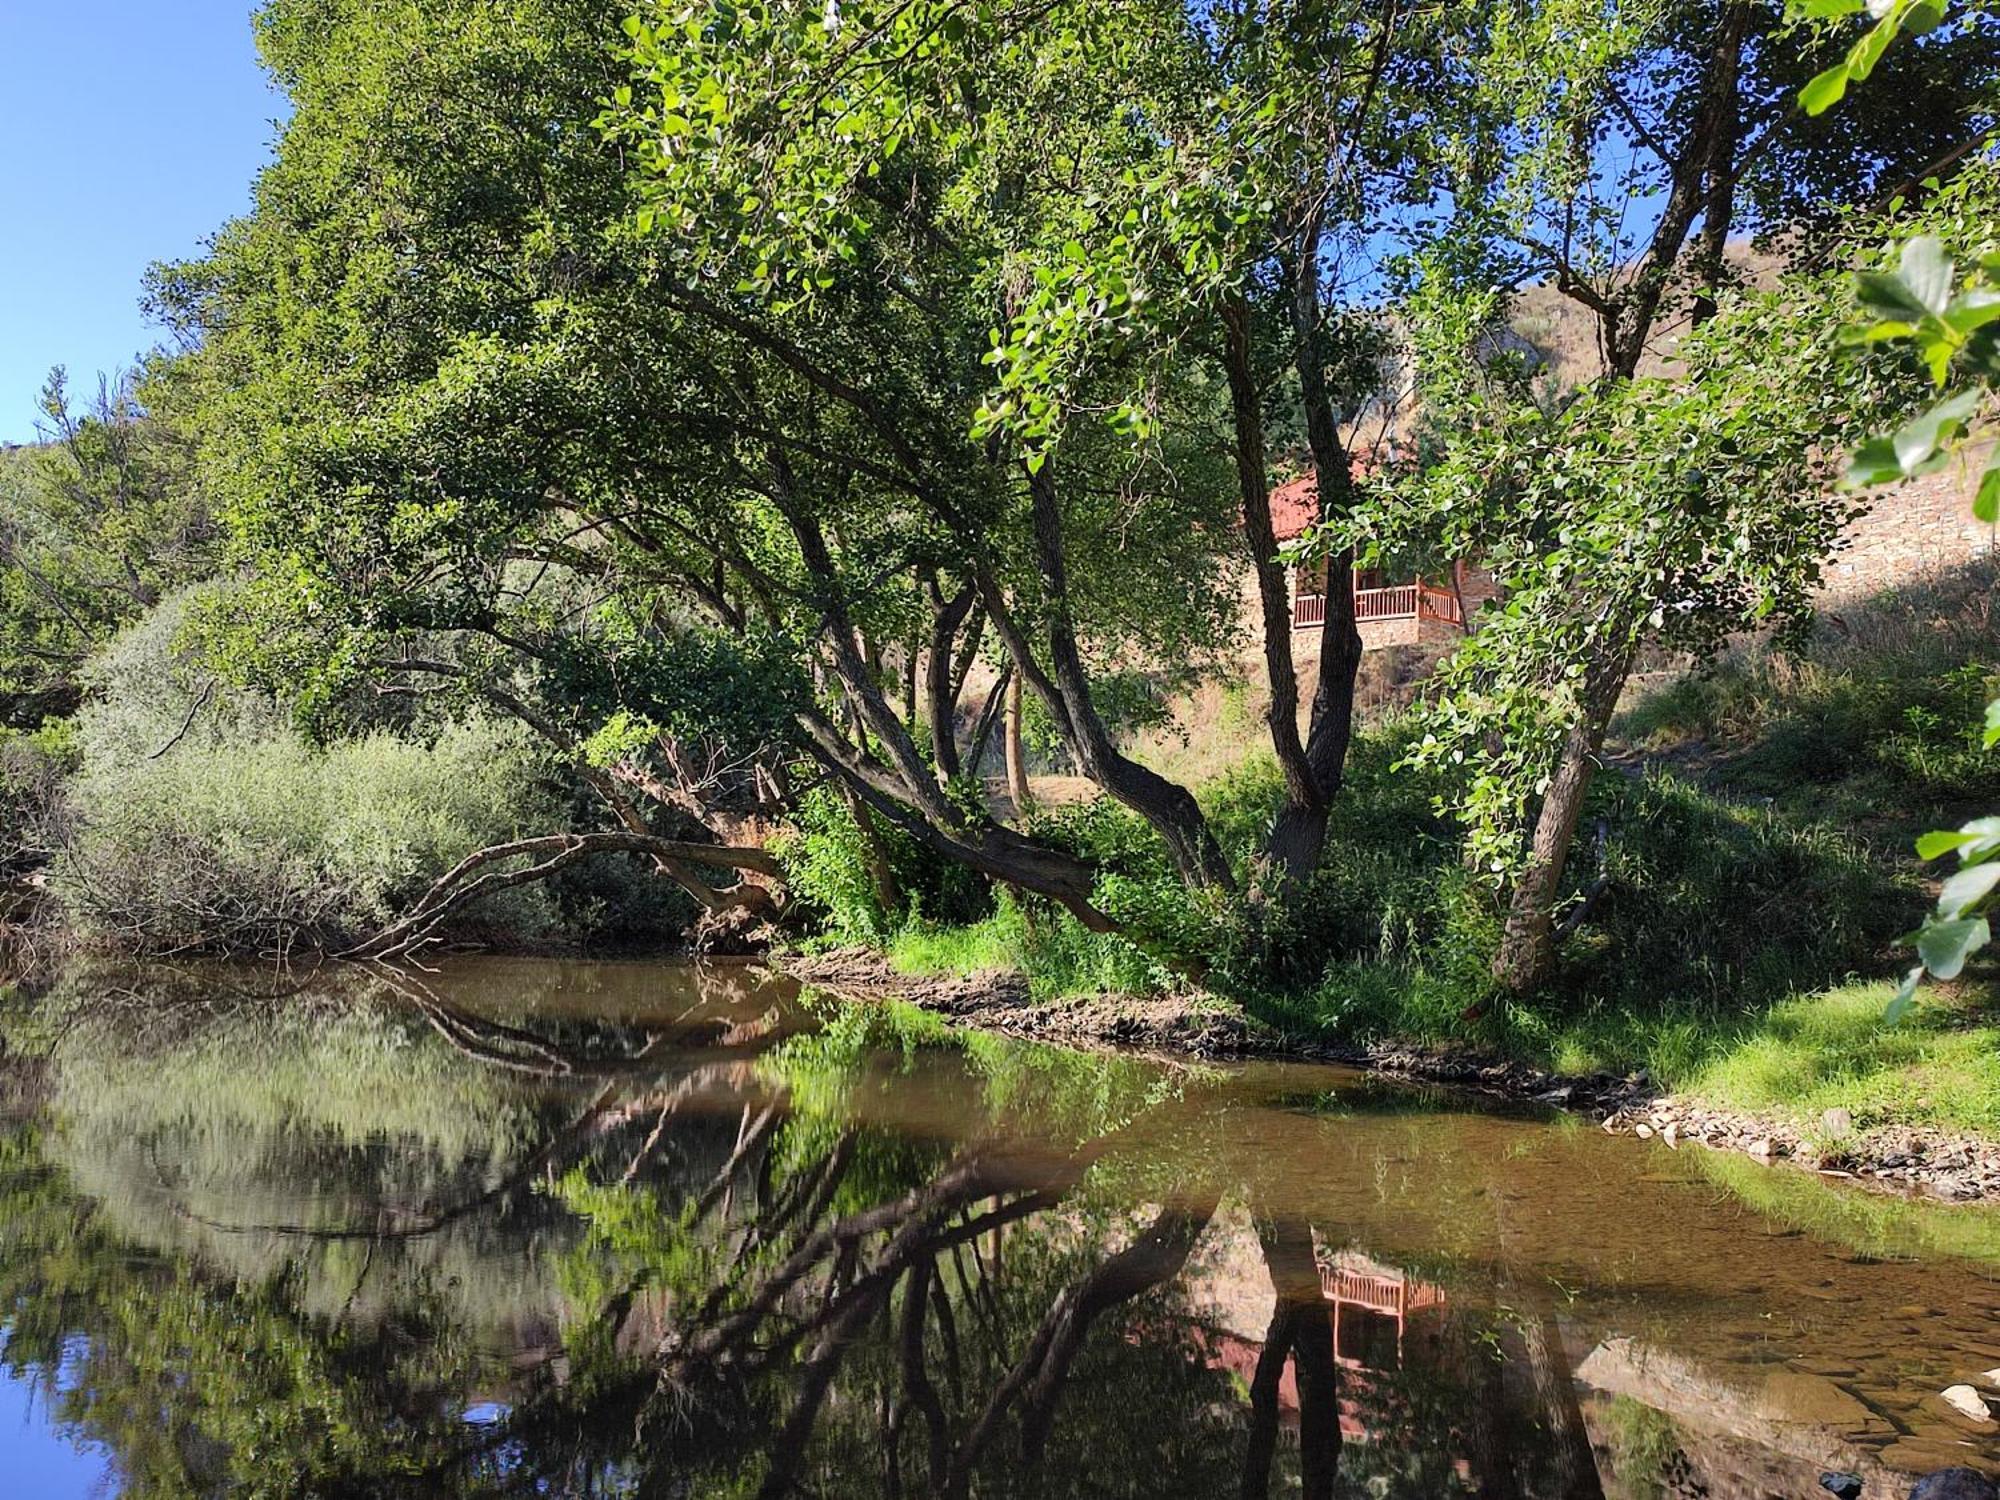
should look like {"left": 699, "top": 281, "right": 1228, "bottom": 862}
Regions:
{"left": 1256, "top": 1217, "right": 1341, "bottom": 1500}
{"left": 843, "top": 782, "right": 903, "bottom": 921}
{"left": 1690, "top": 3, "right": 1751, "bottom": 328}
{"left": 1263, "top": 236, "right": 1364, "bottom": 880}
{"left": 1239, "top": 1300, "right": 1300, "bottom": 1500}
{"left": 1014, "top": 461, "right": 1234, "bottom": 888}
{"left": 1491, "top": 640, "right": 1633, "bottom": 993}
{"left": 799, "top": 707, "right": 1114, "bottom": 931}
{"left": 925, "top": 580, "right": 977, "bottom": 782}
{"left": 1222, "top": 295, "right": 1325, "bottom": 874}
{"left": 1004, "top": 671, "right": 1032, "bottom": 821}
{"left": 1520, "top": 1315, "right": 1606, "bottom": 1500}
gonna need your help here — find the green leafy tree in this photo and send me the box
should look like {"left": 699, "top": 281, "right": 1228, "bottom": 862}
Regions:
{"left": 1379, "top": 0, "right": 1995, "bottom": 992}
{"left": 602, "top": 0, "right": 1537, "bottom": 898}
{"left": 160, "top": 0, "right": 1260, "bottom": 944}
{"left": 1390, "top": 271, "right": 1918, "bottom": 993}
{"left": 0, "top": 365, "right": 214, "bottom": 729}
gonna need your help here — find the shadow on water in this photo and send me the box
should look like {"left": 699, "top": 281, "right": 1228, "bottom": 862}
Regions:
{"left": 1, "top": 956, "right": 1998, "bottom": 1497}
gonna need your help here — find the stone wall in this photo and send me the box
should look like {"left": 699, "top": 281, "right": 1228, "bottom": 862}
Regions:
{"left": 1821, "top": 444, "right": 1997, "bottom": 602}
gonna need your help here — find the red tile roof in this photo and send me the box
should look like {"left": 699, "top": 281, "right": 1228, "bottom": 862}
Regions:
{"left": 1269, "top": 450, "right": 1395, "bottom": 541}
{"left": 1270, "top": 474, "right": 1318, "bottom": 542}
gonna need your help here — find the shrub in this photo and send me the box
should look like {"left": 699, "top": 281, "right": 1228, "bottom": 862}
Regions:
{"left": 56, "top": 720, "right": 558, "bottom": 955}
{"left": 0, "top": 718, "right": 78, "bottom": 876}
{"left": 775, "top": 783, "right": 990, "bottom": 943}
{"left": 51, "top": 595, "right": 560, "bottom": 954}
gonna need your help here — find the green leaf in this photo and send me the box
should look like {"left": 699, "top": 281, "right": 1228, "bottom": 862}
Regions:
{"left": 1976, "top": 454, "right": 2000, "bottom": 525}
{"left": 1943, "top": 287, "right": 2000, "bottom": 337}
{"left": 1800, "top": 61, "right": 1850, "bottom": 115}
{"left": 1853, "top": 270, "right": 1931, "bottom": 320}
{"left": 1890, "top": 388, "right": 1980, "bottom": 474}
{"left": 1939, "top": 860, "right": 2000, "bottom": 918}
{"left": 1898, "top": 237, "right": 1955, "bottom": 317}
{"left": 1902, "top": 0, "right": 1947, "bottom": 36}
{"left": 1840, "top": 317, "right": 1920, "bottom": 345}
{"left": 1916, "top": 914, "right": 1990, "bottom": 980}
{"left": 1843, "top": 437, "right": 1904, "bottom": 487}
{"left": 1917, "top": 828, "right": 1979, "bottom": 860}
{"left": 1985, "top": 699, "right": 2000, "bottom": 751}
{"left": 1885, "top": 964, "right": 1923, "bottom": 1026}
{"left": 1845, "top": 9, "right": 1902, "bottom": 82}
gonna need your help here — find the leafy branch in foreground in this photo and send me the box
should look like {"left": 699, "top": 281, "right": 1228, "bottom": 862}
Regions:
{"left": 1833, "top": 173, "right": 2000, "bottom": 1015}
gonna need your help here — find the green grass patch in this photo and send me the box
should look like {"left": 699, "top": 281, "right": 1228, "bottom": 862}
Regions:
{"left": 884, "top": 915, "right": 1019, "bottom": 977}
{"left": 1618, "top": 559, "right": 2000, "bottom": 837}
{"left": 1684, "top": 979, "right": 2000, "bottom": 1138}
{"left": 884, "top": 893, "right": 1169, "bottom": 1001}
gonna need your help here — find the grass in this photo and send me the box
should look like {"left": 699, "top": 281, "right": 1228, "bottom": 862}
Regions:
{"left": 1617, "top": 557, "right": 2000, "bottom": 839}
{"left": 1684, "top": 979, "right": 2000, "bottom": 1138}
{"left": 885, "top": 895, "right": 1170, "bottom": 1000}
{"left": 886, "top": 916, "right": 1018, "bottom": 978}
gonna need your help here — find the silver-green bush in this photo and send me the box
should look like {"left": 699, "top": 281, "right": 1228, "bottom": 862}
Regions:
{"left": 52, "top": 593, "right": 556, "bottom": 955}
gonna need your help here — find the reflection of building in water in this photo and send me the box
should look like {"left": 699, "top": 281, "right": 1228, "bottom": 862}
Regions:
{"left": 1190, "top": 1241, "right": 1449, "bottom": 1447}
{"left": 1321, "top": 1251, "right": 1446, "bottom": 1377}
{"left": 1315, "top": 1250, "right": 1450, "bottom": 1451}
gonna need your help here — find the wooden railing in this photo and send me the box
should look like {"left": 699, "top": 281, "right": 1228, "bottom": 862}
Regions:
{"left": 1417, "top": 584, "right": 1462, "bottom": 625}
{"left": 1293, "top": 580, "right": 1466, "bottom": 632}
{"left": 1325, "top": 1265, "right": 1446, "bottom": 1317}
{"left": 1353, "top": 584, "right": 1418, "bottom": 620}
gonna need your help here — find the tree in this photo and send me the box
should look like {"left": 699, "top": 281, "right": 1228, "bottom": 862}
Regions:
{"left": 1398, "top": 0, "right": 1996, "bottom": 991}
{"left": 602, "top": 0, "right": 1505, "bottom": 894}
{"left": 159, "top": 0, "right": 1272, "bottom": 945}
{"left": 0, "top": 365, "right": 214, "bottom": 729}
{"left": 1391, "top": 270, "right": 1918, "bottom": 992}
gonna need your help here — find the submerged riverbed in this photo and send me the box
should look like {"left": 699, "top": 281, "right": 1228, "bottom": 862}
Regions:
{"left": 2, "top": 958, "right": 1998, "bottom": 1497}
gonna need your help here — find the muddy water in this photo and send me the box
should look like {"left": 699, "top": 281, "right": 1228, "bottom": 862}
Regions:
{"left": 2, "top": 958, "right": 1998, "bottom": 1498}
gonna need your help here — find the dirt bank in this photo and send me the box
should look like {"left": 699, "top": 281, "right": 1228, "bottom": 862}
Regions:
{"left": 777, "top": 949, "right": 2000, "bottom": 1205}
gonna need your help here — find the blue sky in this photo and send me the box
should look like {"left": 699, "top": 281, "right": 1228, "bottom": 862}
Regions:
{"left": 1, "top": 4, "right": 281, "bottom": 444}
{"left": 0, "top": 1354, "right": 116, "bottom": 1497}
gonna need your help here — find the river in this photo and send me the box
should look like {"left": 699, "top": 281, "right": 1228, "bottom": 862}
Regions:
{"left": 1, "top": 957, "right": 1996, "bottom": 1497}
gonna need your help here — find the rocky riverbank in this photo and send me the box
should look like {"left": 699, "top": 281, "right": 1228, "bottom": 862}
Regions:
{"left": 777, "top": 948, "right": 2000, "bottom": 1205}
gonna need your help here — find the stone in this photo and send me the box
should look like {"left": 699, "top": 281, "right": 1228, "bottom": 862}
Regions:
{"left": 1747, "top": 1136, "right": 1775, "bottom": 1158}
{"left": 1909, "top": 1469, "right": 2000, "bottom": 1500}
{"left": 1636, "top": 1123, "right": 1654, "bottom": 1139}
{"left": 1881, "top": 1440, "right": 1988, "bottom": 1476}
{"left": 1752, "top": 1371, "right": 1875, "bottom": 1427}
{"left": 1940, "top": 1384, "right": 1994, "bottom": 1422}
{"left": 1980, "top": 1368, "right": 2000, "bottom": 1387}
{"left": 1822, "top": 1106, "right": 1856, "bottom": 1138}
{"left": 1818, "top": 1474, "right": 1863, "bottom": 1500}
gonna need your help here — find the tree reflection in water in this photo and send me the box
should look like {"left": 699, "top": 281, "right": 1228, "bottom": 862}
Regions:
{"left": 0, "top": 961, "right": 1628, "bottom": 1497}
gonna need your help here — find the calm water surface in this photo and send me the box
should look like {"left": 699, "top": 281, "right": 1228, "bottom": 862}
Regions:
{"left": 2, "top": 957, "right": 1998, "bottom": 1497}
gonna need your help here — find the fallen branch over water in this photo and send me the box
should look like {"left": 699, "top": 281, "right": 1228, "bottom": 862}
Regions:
{"left": 339, "top": 831, "right": 782, "bottom": 960}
